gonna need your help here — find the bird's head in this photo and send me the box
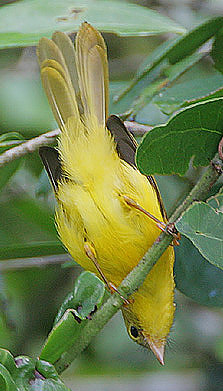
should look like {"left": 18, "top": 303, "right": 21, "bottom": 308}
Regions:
{"left": 121, "top": 286, "right": 175, "bottom": 365}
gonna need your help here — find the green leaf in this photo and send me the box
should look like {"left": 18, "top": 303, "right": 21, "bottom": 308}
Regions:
{"left": 0, "top": 132, "right": 24, "bottom": 190}
{"left": 207, "top": 186, "right": 223, "bottom": 210}
{"left": 0, "top": 352, "right": 70, "bottom": 391}
{"left": 153, "top": 73, "right": 223, "bottom": 115}
{"left": 0, "top": 349, "right": 17, "bottom": 376}
{"left": 115, "top": 16, "right": 223, "bottom": 104}
{"left": 176, "top": 201, "right": 223, "bottom": 269}
{"left": 54, "top": 271, "right": 105, "bottom": 324}
{"left": 165, "top": 17, "right": 223, "bottom": 64}
{"left": 128, "top": 51, "right": 204, "bottom": 117}
{"left": 136, "top": 98, "right": 223, "bottom": 176}
{"left": 30, "top": 379, "right": 70, "bottom": 391}
{"left": 13, "top": 356, "right": 36, "bottom": 390}
{"left": 0, "top": 133, "right": 24, "bottom": 150}
{"left": 0, "top": 349, "right": 18, "bottom": 391}
{"left": 0, "top": 351, "right": 70, "bottom": 391}
{"left": 31, "top": 360, "right": 70, "bottom": 391}
{"left": 40, "top": 272, "right": 105, "bottom": 364}
{"left": 211, "top": 28, "right": 223, "bottom": 74}
{"left": 31, "top": 380, "right": 70, "bottom": 391}
{"left": 0, "top": 0, "right": 185, "bottom": 49}
{"left": 175, "top": 235, "right": 223, "bottom": 306}
{"left": 40, "top": 311, "right": 86, "bottom": 364}
{"left": 0, "top": 364, "right": 17, "bottom": 391}
{"left": 35, "top": 360, "right": 60, "bottom": 380}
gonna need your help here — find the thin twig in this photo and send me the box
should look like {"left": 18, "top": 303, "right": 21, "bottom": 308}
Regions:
{"left": 124, "top": 121, "right": 152, "bottom": 136}
{"left": 0, "top": 254, "right": 72, "bottom": 272}
{"left": 0, "top": 129, "right": 60, "bottom": 168}
{"left": 0, "top": 122, "right": 151, "bottom": 168}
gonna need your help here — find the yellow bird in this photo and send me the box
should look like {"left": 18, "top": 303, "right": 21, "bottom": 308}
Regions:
{"left": 37, "top": 22, "right": 175, "bottom": 365}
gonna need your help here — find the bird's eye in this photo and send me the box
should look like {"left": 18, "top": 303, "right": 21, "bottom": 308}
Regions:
{"left": 129, "top": 325, "right": 139, "bottom": 339}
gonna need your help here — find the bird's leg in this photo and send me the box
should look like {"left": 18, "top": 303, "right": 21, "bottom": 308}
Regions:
{"left": 122, "top": 195, "right": 180, "bottom": 245}
{"left": 123, "top": 195, "right": 166, "bottom": 228}
{"left": 84, "top": 241, "right": 130, "bottom": 304}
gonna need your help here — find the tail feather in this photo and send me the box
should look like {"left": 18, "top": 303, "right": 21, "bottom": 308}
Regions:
{"left": 52, "top": 31, "right": 83, "bottom": 114}
{"left": 41, "top": 58, "right": 77, "bottom": 107}
{"left": 87, "top": 45, "right": 107, "bottom": 127}
{"left": 37, "top": 37, "right": 67, "bottom": 71}
{"left": 37, "top": 36, "right": 79, "bottom": 129}
{"left": 41, "top": 65, "right": 79, "bottom": 129}
{"left": 76, "top": 22, "right": 109, "bottom": 126}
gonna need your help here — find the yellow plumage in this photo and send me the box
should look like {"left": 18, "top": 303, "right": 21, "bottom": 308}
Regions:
{"left": 37, "top": 22, "right": 175, "bottom": 364}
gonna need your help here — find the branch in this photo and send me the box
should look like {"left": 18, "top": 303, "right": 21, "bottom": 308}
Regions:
{"left": 0, "top": 129, "right": 59, "bottom": 167}
{"left": 54, "top": 154, "right": 223, "bottom": 374}
{"left": 0, "top": 254, "right": 71, "bottom": 272}
{"left": 0, "top": 122, "right": 152, "bottom": 168}
{"left": 124, "top": 121, "right": 152, "bottom": 136}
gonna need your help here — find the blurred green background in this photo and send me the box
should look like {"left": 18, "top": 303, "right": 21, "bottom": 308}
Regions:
{"left": 1, "top": 1, "right": 223, "bottom": 390}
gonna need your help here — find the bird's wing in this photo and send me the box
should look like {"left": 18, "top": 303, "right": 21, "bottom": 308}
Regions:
{"left": 39, "top": 146, "right": 63, "bottom": 192}
{"left": 106, "top": 114, "right": 167, "bottom": 221}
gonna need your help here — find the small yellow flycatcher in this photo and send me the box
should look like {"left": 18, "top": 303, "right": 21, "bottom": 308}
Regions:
{"left": 37, "top": 22, "right": 175, "bottom": 365}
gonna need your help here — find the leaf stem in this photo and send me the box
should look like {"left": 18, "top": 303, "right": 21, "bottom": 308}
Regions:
{"left": 54, "top": 155, "right": 223, "bottom": 374}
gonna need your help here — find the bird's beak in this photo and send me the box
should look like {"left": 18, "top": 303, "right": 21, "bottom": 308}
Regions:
{"left": 147, "top": 338, "right": 165, "bottom": 365}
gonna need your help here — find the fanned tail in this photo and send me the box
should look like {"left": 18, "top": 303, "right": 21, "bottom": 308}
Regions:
{"left": 37, "top": 22, "right": 109, "bottom": 131}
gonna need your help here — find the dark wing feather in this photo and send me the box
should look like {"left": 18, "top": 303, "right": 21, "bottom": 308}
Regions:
{"left": 39, "top": 146, "right": 63, "bottom": 192}
{"left": 146, "top": 176, "right": 167, "bottom": 221}
{"left": 106, "top": 115, "right": 137, "bottom": 168}
{"left": 106, "top": 115, "right": 167, "bottom": 221}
